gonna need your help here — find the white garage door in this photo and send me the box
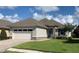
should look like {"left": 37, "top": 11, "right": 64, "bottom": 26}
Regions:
{"left": 12, "top": 32, "right": 31, "bottom": 40}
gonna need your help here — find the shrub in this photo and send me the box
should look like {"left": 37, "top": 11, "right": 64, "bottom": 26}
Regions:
{"left": 0, "top": 29, "right": 7, "bottom": 40}
{"left": 71, "top": 33, "right": 76, "bottom": 38}
{"left": 56, "top": 36, "right": 67, "bottom": 40}
{"left": 67, "top": 37, "right": 72, "bottom": 41}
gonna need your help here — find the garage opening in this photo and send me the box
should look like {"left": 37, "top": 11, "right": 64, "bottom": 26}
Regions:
{"left": 12, "top": 28, "right": 33, "bottom": 40}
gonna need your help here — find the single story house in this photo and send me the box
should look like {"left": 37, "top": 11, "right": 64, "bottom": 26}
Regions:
{"left": 10, "top": 19, "right": 47, "bottom": 40}
{"left": 0, "top": 18, "right": 64, "bottom": 40}
{"left": 9, "top": 18, "right": 64, "bottom": 40}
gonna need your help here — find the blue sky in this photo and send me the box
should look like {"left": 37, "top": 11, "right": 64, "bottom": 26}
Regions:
{"left": 0, "top": 6, "right": 79, "bottom": 24}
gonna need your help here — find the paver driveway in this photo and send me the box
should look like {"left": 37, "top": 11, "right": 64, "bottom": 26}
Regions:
{"left": 0, "top": 39, "right": 31, "bottom": 52}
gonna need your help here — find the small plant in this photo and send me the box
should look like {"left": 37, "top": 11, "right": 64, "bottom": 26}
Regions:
{"left": 0, "top": 29, "right": 7, "bottom": 40}
{"left": 67, "top": 37, "right": 72, "bottom": 41}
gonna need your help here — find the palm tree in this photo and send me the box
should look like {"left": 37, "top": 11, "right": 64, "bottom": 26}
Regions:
{"left": 63, "top": 23, "right": 75, "bottom": 40}
{"left": 63, "top": 23, "right": 75, "bottom": 32}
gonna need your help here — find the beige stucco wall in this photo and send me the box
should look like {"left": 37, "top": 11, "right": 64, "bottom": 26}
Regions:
{"left": 32, "top": 28, "right": 47, "bottom": 38}
{"left": 5, "top": 30, "right": 10, "bottom": 37}
{"left": 52, "top": 27, "right": 59, "bottom": 37}
{"left": 55, "top": 32, "right": 58, "bottom": 37}
{"left": 0, "top": 30, "right": 1, "bottom": 33}
{"left": 32, "top": 28, "right": 36, "bottom": 37}
{"left": 11, "top": 27, "right": 47, "bottom": 40}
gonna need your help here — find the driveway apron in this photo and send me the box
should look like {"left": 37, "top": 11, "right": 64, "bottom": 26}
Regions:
{"left": 0, "top": 39, "right": 31, "bottom": 52}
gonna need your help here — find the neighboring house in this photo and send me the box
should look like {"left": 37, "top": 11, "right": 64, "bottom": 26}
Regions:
{"left": 0, "top": 20, "right": 12, "bottom": 37}
{"left": 0, "top": 18, "right": 64, "bottom": 40}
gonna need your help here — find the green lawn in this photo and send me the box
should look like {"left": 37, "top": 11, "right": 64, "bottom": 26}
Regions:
{"left": 14, "top": 39, "right": 79, "bottom": 53}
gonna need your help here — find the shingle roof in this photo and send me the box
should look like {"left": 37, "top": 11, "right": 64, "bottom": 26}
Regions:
{"left": 40, "top": 18, "right": 64, "bottom": 28}
{"left": 10, "top": 18, "right": 64, "bottom": 29}
{"left": 10, "top": 18, "right": 47, "bottom": 29}
{"left": 0, "top": 19, "right": 12, "bottom": 29}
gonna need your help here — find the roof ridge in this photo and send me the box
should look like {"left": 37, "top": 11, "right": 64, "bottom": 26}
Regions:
{"left": 10, "top": 18, "right": 47, "bottom": 28}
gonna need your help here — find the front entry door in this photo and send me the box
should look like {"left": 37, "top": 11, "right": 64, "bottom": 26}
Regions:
{"left": 47, "top": 28, "right": 53, "bottom": 38}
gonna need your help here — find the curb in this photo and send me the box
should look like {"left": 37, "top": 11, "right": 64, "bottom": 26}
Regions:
{"left": 7, "top": 48, "right": 43, "bottom": 53}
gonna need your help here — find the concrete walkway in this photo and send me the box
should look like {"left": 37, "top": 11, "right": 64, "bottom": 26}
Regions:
{"left": 0, "top": 39, "right": 48, "bottom": 53}
{"left": 7, "top": 48, "right": 43, "bottom": 53}
{"left": 0, "top": 39, "right": 31, "bottom": 52}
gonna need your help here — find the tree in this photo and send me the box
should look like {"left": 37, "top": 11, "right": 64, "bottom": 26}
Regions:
{"left": 63, "top": 23, "right": 75, "bottom": 40}
{"left": 0, "top": 29, "right": 7, "bottom": 40}
{"left": 63, "top": 23, "right": 75, "bottom": 32}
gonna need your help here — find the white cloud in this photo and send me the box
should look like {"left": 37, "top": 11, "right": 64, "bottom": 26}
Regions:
{"left": 0, "top": 13, "right": 19, "bottom": 23}
{"left": 35, "top": 6, "right": 59, "bottom": 12}
{"left": 0, "top": 13, "right": 4, "bottom": 19}
{"left": 66, "top": 15, "right": 74, "bottom": 23}
{"left": 34, "top": 6, "right": 79, "bottom": 25}
{"left": 13, "top": 14, "right": 19, "bottom": 18}
{"left": 33, "top": 12, "right": 74, "bottom": 24}
{"left": 6, "top": 18, "right": 19, "bottom": 23}
{"left": 52, "top": 17, "right": 60, "bottom": 23}
{"left": 52, "top": 15, "right": 74, "bottom": 24}
{"left": 4, "top": 14, "right": 20, "bottom": 23}
{"left": 33, "top": 12, "right": 45, "bottom": 20}
{"left": 52, "top": 15, "right": 66, "bottom": 24}
{"left": 73, "top": 6, "right": 79, "bottom": 25}
{"left": 33, "top": 12, "right": 53, "bottom": 20}
{"left": 46, "top": 15, "right": 53, "bottom": 20}
{"left": 0, "top": 6, "right": 17, "bottom": 9}
{"left": 73, "top": 15, "right": 79, "bottom": 25}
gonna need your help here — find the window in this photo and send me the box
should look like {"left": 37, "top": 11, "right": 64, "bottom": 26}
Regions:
{"left": 28, "top": 29, "right": 33, "bottom": 31}
{"left": 14, "top": 28, "right": 33, "bottom": 32}
{"left": 14, "top": 29, "right": 17, "bottom": 31}
{"left": 18, "top": 29, "right": 22, "bottom": 31}
{"left": 23, "top": 29, "right": 27, "bottom": 31}
{"left": 14, "top": 29, "right": 22, "bottom": 31}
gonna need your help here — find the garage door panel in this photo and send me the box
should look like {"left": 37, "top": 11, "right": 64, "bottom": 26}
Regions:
{"left": 12, "top": 32, "right": 31, "bottom": 40}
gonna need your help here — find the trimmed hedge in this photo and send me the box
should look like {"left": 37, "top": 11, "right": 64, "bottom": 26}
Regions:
{"left": 0, "top": 29, "right": 7, "bottom": 40}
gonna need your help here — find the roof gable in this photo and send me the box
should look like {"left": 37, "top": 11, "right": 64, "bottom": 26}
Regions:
{"left": 10, "top": 18, "right": 47, "bottom": 28}
{"left": 40, "top": 18, "right": 64, "bottom": 28}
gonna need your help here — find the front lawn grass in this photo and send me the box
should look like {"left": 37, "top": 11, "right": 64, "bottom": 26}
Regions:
{"left": 14, "top": 39, "right": 79, "bottom": 53}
